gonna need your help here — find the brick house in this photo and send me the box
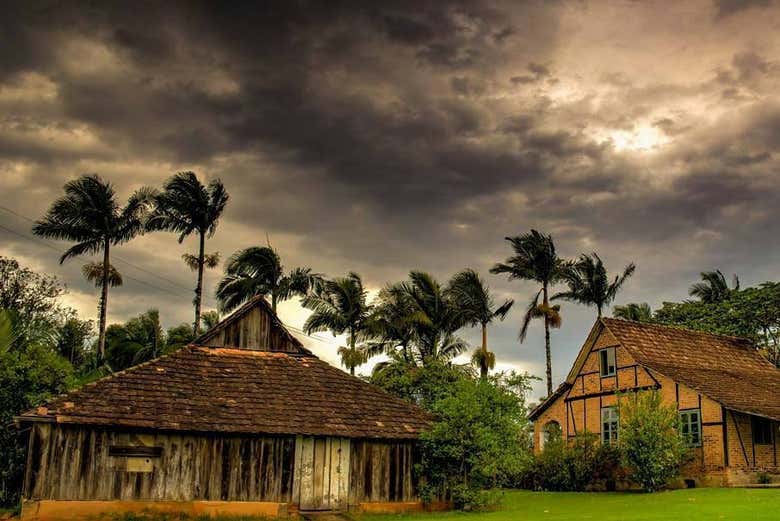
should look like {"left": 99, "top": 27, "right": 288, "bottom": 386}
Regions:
{"left": 15, "top": 296, "right": 436, "bottom": 520}
{"left": 529, "top": 318, "right": 780, "bottom": 486}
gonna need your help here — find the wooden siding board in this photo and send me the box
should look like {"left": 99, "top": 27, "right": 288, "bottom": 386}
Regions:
{"left": 27, "top": 425, "right": 296, "bottom": 503}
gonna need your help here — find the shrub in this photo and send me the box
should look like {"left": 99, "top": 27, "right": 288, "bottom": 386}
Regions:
{"left": 618, "top": 391, "right": 689, "bottom": 492}
{"left": 757, "top": 472, "right": 772, "bottom": 484}
{"left": 521, "top": 433, "right": 622, "bottom": 491}
{"left": 418, "top": 372, "right": 534, "bottom": 510}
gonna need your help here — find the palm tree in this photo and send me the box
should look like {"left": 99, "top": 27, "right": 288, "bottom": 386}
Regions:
{"left": 447, "top": 269, "right": 513, "bottom": 379}
{"left": 491, "top": 230, "right": 568, "bottom": 396}
{"left": 363, "top": 283, "right": 420, "bottom": 365}
{"left": 553, "top": 253, "right": 636, "bottom": 318}
{"left": 689, "top": 270, "right": 739, "bottom": 303}
{"left": 33, "top": 175, "right": 152, "bottom": 360}
{"left": 130, "top": 309, "right": 165, "bottom": 364}
{"left": 302, "top": 272, "right": 372, "bottom": 375}
{"left": 82, "top": 261, "right": 123, "bottom": 288}
{"left": 200, "top": 310, "right": 221, "bottom": 331}
{"left": 613, "top": 302, "right": 653, "bottom": 322}
{"left": 216, "top": 246, "right": 322, "bottom": 314}
{"left": 398, "top": 271, "right": 468, "bottom": 364}
{"left": 146, "top": 172, "right": 229, "bottom": 335}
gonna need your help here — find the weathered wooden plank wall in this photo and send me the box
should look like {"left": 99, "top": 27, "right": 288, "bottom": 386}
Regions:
{"left": 25, "top": 424, "right": 295, "bottom": 502}
{"left": 348, "top": 440, "right": 417, "bottom": 503}
{"left": 292, "top": 436, "right": 350, "bottom": 510}
{"left": 201, "top": 307, "right": 300, "bottom": 352}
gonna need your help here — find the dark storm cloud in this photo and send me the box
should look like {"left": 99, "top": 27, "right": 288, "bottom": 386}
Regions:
{"left": 3, "top": 0, "right": 780, "bottom": 397}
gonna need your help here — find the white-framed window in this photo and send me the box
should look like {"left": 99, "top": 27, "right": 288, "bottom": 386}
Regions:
{"left": 601, "top": 406, "right": 619, "bottom": 444}
{"left": 679, "top": 409, "right": 702, "bottom": 447}
{"left": 599, "top": 347, "right": 616, "bottom": 377}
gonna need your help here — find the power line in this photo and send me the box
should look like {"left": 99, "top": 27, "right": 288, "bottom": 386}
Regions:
{"left": 0, "top": 209, "right": 333, "bottom": 345}
{"left": 0, "top": 204, "right": 203, "bottom": 296}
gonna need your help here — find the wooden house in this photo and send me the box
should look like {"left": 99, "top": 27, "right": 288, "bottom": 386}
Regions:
{"left": 530, "top": 318, "right": 780, "bottom": 486}
{"left": 16, "top": 297, "right": 435, "bottom": 520}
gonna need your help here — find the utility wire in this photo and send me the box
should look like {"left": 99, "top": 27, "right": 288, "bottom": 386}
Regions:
{"left": 0, "top": 208, "right": 334, "bottom": 344}
{"left": 0, "top": 205, "right": 203, "bottom": 297}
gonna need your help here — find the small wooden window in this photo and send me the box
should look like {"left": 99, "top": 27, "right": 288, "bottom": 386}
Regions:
{"left": 752, "top": 417, "right": 773, "bottom": 445}
{"left": 599, "top": 347, "right": 616, "bottom": 377}
{"left": 601, "top": 406, "right": 619, "bottom": 444}
{"left": 108, "top": 446, "right": 163, "bottom": 457}
{"left": 679, "top": 409, "right": 702, "bottom": 447}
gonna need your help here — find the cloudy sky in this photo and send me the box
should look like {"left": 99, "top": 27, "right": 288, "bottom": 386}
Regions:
{"left": 2, "top": 0, "right": 779, "bottom": 400}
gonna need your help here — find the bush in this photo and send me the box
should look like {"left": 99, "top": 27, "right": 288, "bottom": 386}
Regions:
{"left": 521, "top": 433, "right": 622, "bottom": 491}
{"left": 418, "top": 372, "right": 534, "bottom": 510}
{"left": 618, "top": 391, "right": 690, "bottom": 492}
{"left": 757, "top": 472, "right": 772, "bottom": 485}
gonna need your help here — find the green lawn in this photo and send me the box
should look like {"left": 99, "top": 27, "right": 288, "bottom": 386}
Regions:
{"left": 360, "top": 489, "right": 780, "bottom": 521}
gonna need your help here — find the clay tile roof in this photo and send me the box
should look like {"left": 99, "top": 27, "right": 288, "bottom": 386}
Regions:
{"left": 17, "top": 346, "right": 432, "bottom": 439}
{"left": 602, "top": 318, "right": 780, "bottom": 421}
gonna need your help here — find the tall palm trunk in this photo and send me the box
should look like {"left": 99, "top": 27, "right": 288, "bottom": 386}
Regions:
{"left": 480, "top": 322, "right": 488, "bottom": 380}
{"left": 543, "top": 284, "right": 552, "bottom": 396}
{"left": 193, "top": 231, "right": 205, "bottom": 335}
{"left": 349, "top": 331, "right": 356, "bottom": 376}
{"left": 98, "top": 238, "right": 110, "bottom": 362}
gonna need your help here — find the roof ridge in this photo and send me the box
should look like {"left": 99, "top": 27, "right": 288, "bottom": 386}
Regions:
{"left": 601, "top": 317, "right": 754, "bottom": 344}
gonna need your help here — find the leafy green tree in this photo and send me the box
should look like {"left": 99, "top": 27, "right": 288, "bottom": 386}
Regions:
{"left": 491, "top": 230, "right": 568, "bottom": 396}
{"left": 146, "top": 172, "right": 229, "bottom": 335}
{"left": 0, "top": 342, "right": 73, "bottom": 506}
{"left": 0, "top": 260, "right": 81, "bottom": 505}
{"left": 418, "top": 372, "right": 534, "bottom": 509}
{"left": 553, "top": 253, "right": 635, "bottom": 318}
{"left": 56, "top": 317, "right": 94, "bottom": 365}
{"left": 33, "top": 175, "right": 152, "bottom": 360}
{"left": 216, "top": 246, "right": 322, "bottom": 314}
{"left": 370, "top": 357, "right": 473, "bottom": 409}
{"left": 655, "top": 282, "right": 780, "bottom": 367}
{"left": 302, "top": 272, "right": 372, "bottom": 375}
{"left": 447, "top": 269, "right": 513, "bottom": 379}
{"left": 689, "top": 269, "right": 739, "bottom": 303}
{"left": 0, "top": 257, "right": 69, "bottom": 340}
{"left": 612, "top": 302, "right": 653, "bottom": 322}
{"left": 618, "top": 391, "right": 689, "bottom": 492}
{"left": 105, "top": 309, "right": 166, "bottom": 370}
{"left": 166, "top": 323, "right": 195, "bottom": 350}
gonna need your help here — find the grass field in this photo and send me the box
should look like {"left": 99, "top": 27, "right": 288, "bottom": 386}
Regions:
{"left": 360, "top": 489, "right": 780, "bottom": 521}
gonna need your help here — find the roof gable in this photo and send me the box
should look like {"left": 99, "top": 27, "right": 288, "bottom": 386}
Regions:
{"left": 532, "top": 318, "right": 780, "bottom": 422}
{"left": 601, "top": 318, "right": 780, "bottom": 421}
{"left": 194, "top": 296, "right": 309, "bottom": 354}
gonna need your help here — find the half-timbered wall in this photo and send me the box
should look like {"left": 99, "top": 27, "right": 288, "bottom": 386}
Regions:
{"left": 348, "top": 441, "right": 418, "bottom": 504}
{"left": 725, "top": 412, "right": 779, "bottom": 474}
{"left": 200, "top": 307, "right": 300, "bottom": 352}
{"left": 532, "top": 325, "right": 780, "bottom": 483}
{"left": 25, "top": 424, "right": 295, "bottom": 502}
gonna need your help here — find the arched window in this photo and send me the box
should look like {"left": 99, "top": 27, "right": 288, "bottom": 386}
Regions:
{"left": 539, "top": 420, "right": 561, "bottom": 450}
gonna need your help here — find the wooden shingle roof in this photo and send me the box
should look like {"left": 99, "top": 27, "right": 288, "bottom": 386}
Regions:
{"left": 18, "top": 346, "right": 432, "bottom": 439}
{"left": 602, "top": 318, "right": 780, "bottom": 422}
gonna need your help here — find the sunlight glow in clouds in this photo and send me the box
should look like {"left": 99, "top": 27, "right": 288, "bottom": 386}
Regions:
{"left": 605, "top": 125, "right": 670, "bottom": 152}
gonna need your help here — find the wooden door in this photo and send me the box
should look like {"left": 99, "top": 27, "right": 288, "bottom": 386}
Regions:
{"left": 292, "top": 436, "right": 350, "bottom": 511}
